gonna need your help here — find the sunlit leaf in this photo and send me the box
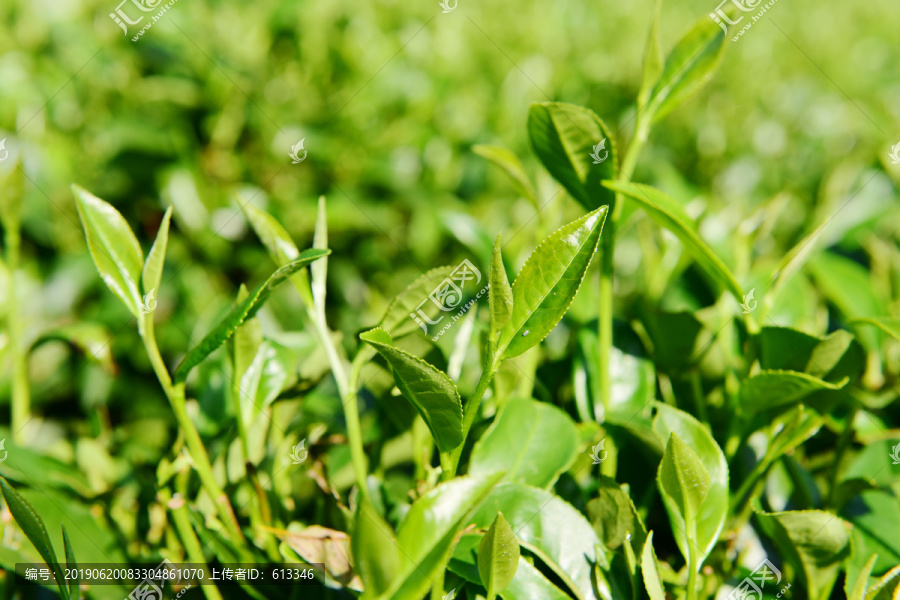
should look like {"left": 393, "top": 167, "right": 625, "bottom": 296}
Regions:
{"left": 478, "top": 512, "right": 519, "bottom": 600}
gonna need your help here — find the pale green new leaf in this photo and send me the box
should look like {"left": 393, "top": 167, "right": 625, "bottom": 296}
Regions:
{"left": 360, "top": 328, "right": 463, "bottom": 451}
{"left": 142, "top": 205, "right": 172, "bottom": 298}
{"left": 174, "top": 250, "right": 329, "bottom": 383}
{"left": 489, "top": 233, "right": 513, "bottom": 345}
{"left": 846, "top": 553, "right": 878, "bottom": 600}
{"left": 755, "top": 510, "right": 852, "bottom": 600}
{"left": 647, "top": 15, "right": 726, "bottom": 122}
{"left": 0, "top": 478, "right": 68, "bottom": 599}
{"left": 469, "top": 399, "right": 579, "bottom": 489}
{"left": 377, "top": 266, "right": 456, "bottom": 337}
{"left": 603, "top": 181, "right": 742, "bottom": 299}
{"left": 866, "top": 565, "right": 900, "bottom": 600}
{"left": 527, "top": 103, "right": 617, "bottom": 211}
{"left": 637, "top": 0, "right": 664, "bottom": 111}
{"left": 478, "top": 512, "right": 520, "bottom": 600}
{"left": 72, "top": 185, "right": 144, "bottom": 317}
{"left": 498, "top": 206, "right": 608, "bottom": 357}
{"left": 242, "top": 202, "right": 314, "bottom": 307}
{"left": 658, "top": 433, "right": 709, "bottom": 545}
{"left": 641, "top": 532, "right": 666, "bottom": 600}
{"left": 312, "top": 196, "right": 328, "bottom": 313}
{"left": 376, "top": 474, "right": 503, "bottom": 600}
{"left": 474, "top": 144, "right": 537, "bottom": 206}
{"left": 353, "top": 499, "right": 403, "bottom": 598}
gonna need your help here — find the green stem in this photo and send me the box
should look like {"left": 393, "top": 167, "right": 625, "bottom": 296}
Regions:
{"left": 5, "top": 226, "right": 30, "bottom": 443}
{"left": 446, "top": 355, "right": 501, "bottom": 479}
{"left": 686, "top": 523, "right": 701, "bottom": 600}
{"left": 139, "top": 316, "right": 247, "bottom": 552}
{"left": 159, "top": 488, "right": 224, "bottom": 600}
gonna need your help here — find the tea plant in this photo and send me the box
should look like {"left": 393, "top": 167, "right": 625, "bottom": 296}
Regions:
{"left": 2, "top": 4, "right": 899, "bottom": 600}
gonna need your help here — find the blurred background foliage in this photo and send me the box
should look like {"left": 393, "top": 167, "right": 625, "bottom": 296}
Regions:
{"left": 1, "top": 0, "right": 899, "bottom": 593}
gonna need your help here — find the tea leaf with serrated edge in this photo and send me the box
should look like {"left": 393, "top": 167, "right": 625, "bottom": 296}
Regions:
{"left": 478, "top": 512, "right": 520, "bottom": 600}
{"left": 142, "top": 205, "right": 172, "bottom": 299}
{"left": 489, "top": 233, "right": 513, "bottom": 346}
{"left": 360, "top": 328, "right": 463, "bottom": 451}
{"left": 498, "top": 206, "right": 608, "bottom": 357}
{"left": 173, "top": 250, "right": 329, "bottom": 383}
{"left": 641, "top": 532, "right": 666, "bottom": 600}
{"left": 377, "top": 266, "right": 457, "bottom": 337}
{"left": 528, "top": 103, "right": 617, "bottom": 211}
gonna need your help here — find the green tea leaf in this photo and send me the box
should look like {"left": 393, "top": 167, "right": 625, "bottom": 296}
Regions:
{"left": 376, "top": 474, "right": 503, "bottom": 600}
{"left": 0, "top": 478, "right": 68, "bottom": 599}
{"left": 527, "top": 103, "right": 617, "bottom": 211}
{"left": 72, "top": 185, "right": 144, "bottom": 318}
{"left": 641, "top": 532, "right": 665, "bottom": 600}
{"left": 449, "top": 534, "right": 571, "bottom": 600}
{"left": 808, "top": 252, "right": 884, "bottom": 349}
{"left": 603, "top": 181, "right": 742, "bottom": 299}
{"left": 646, "top": 15, "right": 726, "bottom": 122}
{"left": 866, "top": 565, "right": 900, "bottom": 600}
{"left": 850, "top": 317, "right": 900, "bottom": 341}
{"left": 474, "top": 144, "right": 537, "bottom": 206}
{"left": 637, "top": 0, "right": 664, "bottom": 111}
{"left": 174, "top": 250, "right": 329, "bottom": 383}
{"left": 377, "top": 266, "right": 457, "bottom": 337}
{"left": 658, "top": 432, "right": 709, "bottom": 543}
{"left": 585, "top": 477, "right": 646, "bottom": 552}
{"left": 32, "top": 323, "right": 117, "bottom": 374}
{"left": 755, "top": 509, "right": 852, "bottom": 600}
{"left": 471, "top": 482, "right": 602, "bottom": 600}
{"left": 740, "top": 370, "right": 848, "bottom": 413}
{"left": 846, "top": 553, "right": 878, "bottom": 600}
{"left": 469, "top": 399, "right": 579, "bottom": 488}
{"left": 360, "top": 328, "right": 463, "bottom": 452}
{"left": 242, "top": 202, "right": 314, "bottom": 307}
{"left": 653, "top": 405, "right": 727, "bottom": 565}
{"left": 489, "top": 233, "right": 513, "bottom": 346}
{"left": 498, "top": 206, "right": 608, "bottom": 357}
{"left": 478, "top": 512, "right": 520, "bottom": 600}
{"left": 141, "top": 205, "right": 172, "bottom": 300}
{"left": 352, "top": 499, "right": 402, "bottom": 598}
{"left": 62, "top": 525, "right": 79, "bottom": 599}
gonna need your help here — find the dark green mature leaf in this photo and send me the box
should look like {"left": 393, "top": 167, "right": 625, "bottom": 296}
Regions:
{"left": 653, "top": 405, "right": 727, "bottom": 563}
{"left": 62, "top": 525, "right": 79, "bottom": 599}
{"left": 474, "top": 145, "right": 538, "bottom": 206}
{"left": 498, "top": 206, "right": 608, "bottom": 357}
{"left": 841, "top": 490, "right": 900, "bottom": 575}
{"left": 142, "top": 205, "right": 172, "bottom": 298}
{"left": 360, "top": 328, "right": 463, "bottom": 452}
{"left": 72, "top": 185, "right": 144, "bottom": 318}
{"left": 242, "top": 202, "right": 314, "bottom": 307}
{"left": 377, "top": 266, "right": 457, "bottom": 337}
{"left": 740, "top": 370, "right": 848, "bottom": 413}
{"left": 0, "top": 478, "right": 68, "bottom": 599}
{"left": 489, "top": 233, "right": 513, "bottom": 346}
{"left": 757, "top": 327, "right": 864, "bottom": 382}
{"left": 646, "top": 15, "right": 726, "bottom": 122}
{"left": 449, "top": 533, "right": 571, "bottom": 600}
{"left": 478, "top": 512, "right": 519, "bottom": 600}
{"left": 469, "top": 399, "right": 578, "bottom": 489}
{"left": 376, "top": 475, "right": 503, "bottom": 600}
{"left": 471, "top": 483, "right": 601, "bottom": 600}
{"left": 603, "top": 181, "right": 742, "bottom": 299}
{"left": 585, "top": 477, "right": 646, "bottom": 552}
{"left": 755, "top": 510, "right": 852, "bottom": 600}
{"left": 352, "top": 499, "right": 402, "bottom": 598}
{"left": 173, "top": 250, "right": 329, "bottom": 383}
{"left": 527, "top": 103, "right": 617, "bottom": 211}
{"left": 641, "top": 532, "right": 665, "bottom": 600}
